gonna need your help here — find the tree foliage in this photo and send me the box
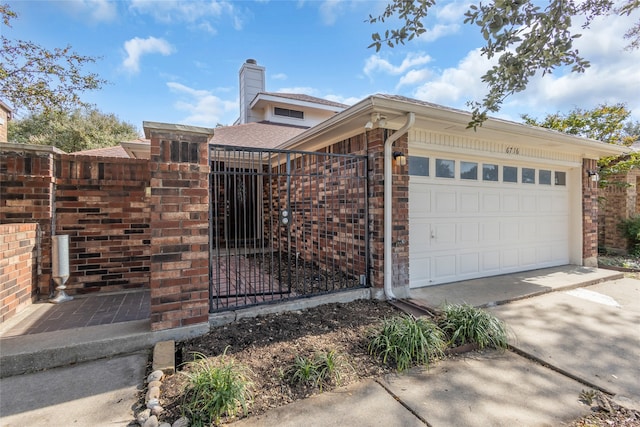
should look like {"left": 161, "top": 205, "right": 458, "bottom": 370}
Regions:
{"left": 1, "top": 4, "right": 106, "bottom": 115}
{"left": 8, "top": 108, "right": 140, "bottom": 153}
{"left": 522, "top": 104, "right": 640, "bottom": 187}
{"left": 368, "top": 0, "right": 640, "bottom": 129}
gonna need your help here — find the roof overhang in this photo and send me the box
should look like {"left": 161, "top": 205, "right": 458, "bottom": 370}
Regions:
{"left": 279, "top": 95, "right": 628, "bottom": 159}
{"left": 121, "top": 140, "right": 151, "bottom": 159}
{"left": 250, "top": 93, "right": 345, "bottom": 114}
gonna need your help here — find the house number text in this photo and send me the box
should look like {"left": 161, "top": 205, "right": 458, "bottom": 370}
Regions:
{"left": 505, "top": 146, "right": 520, "bottom": 155}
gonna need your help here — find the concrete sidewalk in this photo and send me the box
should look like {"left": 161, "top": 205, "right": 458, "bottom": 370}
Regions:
{"left": 230, "top": 351, "right": 591, "bottom": 427}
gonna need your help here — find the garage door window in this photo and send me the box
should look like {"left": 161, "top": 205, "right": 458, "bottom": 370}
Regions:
{"left": 555, "top": 171, "right": 566, "bottom": 186}
{"left": 409, "top": 156, "right": 429, "bottom": 176}
{"left": 539, "top": 170, "right": 552, "bottom": 185}
{"left": 522, "top": 168, "right": 536, "bottom": 184}
{"left": 436, "top": 159, "right": 455, "bottom": 178}
{"left": 483, "top": 164, "right": 498, "bottom": 181}
{"left": 503, "top": 166, "right": 518, "bottom": 183}
{"left": 461, "top": 162, "right": 478, "bottom": 180}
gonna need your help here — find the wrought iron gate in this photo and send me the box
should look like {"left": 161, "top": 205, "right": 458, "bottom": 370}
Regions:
{"left": 209, "top": 145, "right": 369, "bottom": 312}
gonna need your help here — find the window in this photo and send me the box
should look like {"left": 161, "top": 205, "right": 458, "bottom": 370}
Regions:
{"left": 522, "top": 168, "right": 536, "bottom": 184}
{"left": 409, "top": 156, "right": 429, "bottom": 176}
{"left": 539, "top": 170, "right": 552, "bottom": 185}
{"left": 274, "top": 107, "right": 304, "bottom": 119}
{"left": 461, "top": 162, "right": 478, "bottom": 180}
{"left": 436, "top": 159, "right": 455, "bottom": 178}
{"left": 503, "top": 166, "right": 518, "bottom": 183}
{"left": 483, "top": 164, "right": 498, "bottom": 181}
{"left": 555, "top": 171, "right": 567, "bottom": 186}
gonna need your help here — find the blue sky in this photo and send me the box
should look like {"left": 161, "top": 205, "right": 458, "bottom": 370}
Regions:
{"left": 6, "top": 0, "right": 640, "bottom": 134}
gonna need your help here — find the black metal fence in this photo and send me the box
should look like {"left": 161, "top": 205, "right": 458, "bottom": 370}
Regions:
{"left": 208, "top": 145, "right": 369, "bottom": 312}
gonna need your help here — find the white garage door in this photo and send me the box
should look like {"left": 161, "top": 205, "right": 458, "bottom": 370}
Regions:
{"left": 409, "top": 157, "right": 570, "bottom": 287}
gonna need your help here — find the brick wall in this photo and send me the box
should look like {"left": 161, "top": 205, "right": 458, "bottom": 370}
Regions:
{"left": 1, "top": 144, "right": 57, "bottom": 296}
{"left": 146, "top": 123, "right": 212, "bottom": 331}
{"left": 582, "top": 159, "right": 599, "bottom": 266}
{"left": 55, "top": 155, "right": 150, "bottom": 294}
{"left": 1, "top": 143, "right": 150, "bottom": 297}
{"left": 599, "top": 167, "right": 640, "bottom": 253}
{"left": 0, "top": 223, "right": 38, "bottom": 323}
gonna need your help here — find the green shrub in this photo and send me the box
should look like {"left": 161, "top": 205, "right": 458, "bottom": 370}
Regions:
{"left": 619, "top": 215, "right": 640, "bottom": 256}
{"left": 287, "top": 350, "right": 345, "bottom": 391}
{"left": 438, "top": 303, "right": 508, "bottom": 350}
{"left": 181, "top": 351, "right": 252, "bottom": 426}
{"left": 368, "top": 314, "right": 445, "bottom": 372}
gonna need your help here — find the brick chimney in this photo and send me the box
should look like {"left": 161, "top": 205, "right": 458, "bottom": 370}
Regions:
{"left": 239, "top": 59, "right": 265, "bottom": 124}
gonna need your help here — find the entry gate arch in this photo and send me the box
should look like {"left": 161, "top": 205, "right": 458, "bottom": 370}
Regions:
{"left": 208, "top": 144, "right": 369, "bottom": 312}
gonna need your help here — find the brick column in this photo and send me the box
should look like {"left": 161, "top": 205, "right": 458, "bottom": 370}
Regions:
{"left": 582, "top": 158, "right": 599, "bottom": 267}
{"left": 145, "top": 122, "right": 213, "bottom": 331}
{"left": 367, "top": 128, "right": 410, "bottom": 298}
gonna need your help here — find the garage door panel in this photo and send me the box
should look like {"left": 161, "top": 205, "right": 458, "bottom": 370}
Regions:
{"left": 434, "top": 191, "right": 456, "bottom": 213}
{"left": 521, "top": 195, "right": 536, "bottom": 212}
{"left": 459, "top": 252, "right": 480, "bottom": 275}
{"left": 520, "top": 247, "right": 537, "bottom": 266}
{"left": 482, "top": 251, "right": 501, "bottom": 271}
{"left": 538, "top": 195, "right": 552, "bottom": 213}
{"left": 502, "top": 250, "right": 519, "bottom": 269}
{"left": 433, "top": 223, "right": 456, "bottom": 245}
{"left": 459, "top": 222, "right": 479, "bottom": 243}
{"left": 503, "top": 194, "right": 519, "bottom": 211}
{"left": 501, "top": 222, "right": 519, "bottom": 241}
{"left": 460, "top": 192, "right": 479, "bottom": 213}
{"left": 482, "top": 193, "right": 500, "bottom": 212}
{"left": 481, "top": 222, "right": 500, "bottom": 242}
{"left": 433, "top": 255, "right": 456, "bottom": 281}
{"left": 537, "top": 246, "right": 553, "bottom": 264}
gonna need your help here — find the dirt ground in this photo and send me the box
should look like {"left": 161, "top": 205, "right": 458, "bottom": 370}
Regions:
{"left": 157, "top": 298, "right": 639, "bottom": 426}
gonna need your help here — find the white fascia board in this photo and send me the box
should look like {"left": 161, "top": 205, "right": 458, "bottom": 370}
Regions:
{"left": 250, "top": 93, "right": 345, "bottom": 113}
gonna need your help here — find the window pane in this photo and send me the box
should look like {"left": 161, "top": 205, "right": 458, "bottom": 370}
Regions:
{"left": 539, "top": 170, "right": 552, "bottom": 185}
{"left": 483, "top": 164, "right": 498, "bottom": 181}
{"left": 555, "top": 171, "right": 566, "bottom": 186}
{"left": 503, "top": 166, "right": 518, "bottom": 183}
{"left": 409, "top": 156, "right": 429, "bottom": 176}
{"left": 522, "top": 168, "right": 536, "bottom": 184}
{"left": 461, "top": 162, "right": 478, "bottom": 180}
{"left": 436, "top": 159, "right": 455, "bottom": 178}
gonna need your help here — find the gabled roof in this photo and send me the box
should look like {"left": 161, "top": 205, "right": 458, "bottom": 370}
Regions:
{"left": 211, "top": 121, "right": 307, "bottom": 149}
{"left": 71, "top": 145, "right": 131, "bottom": 158}
{"left": 257, "top": 92, "right": 349, "bottom": 109}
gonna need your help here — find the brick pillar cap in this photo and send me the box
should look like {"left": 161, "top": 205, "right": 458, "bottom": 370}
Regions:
{"left": 143, "top": 122, "right": 215, "bottom": 139}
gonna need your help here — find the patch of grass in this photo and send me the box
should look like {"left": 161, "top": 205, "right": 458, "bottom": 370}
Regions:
{"left": 181, "top": 351, "right": 252, "bottom": 426}
{"left": 287, "top": 350, "right": 346, "bottom": 391}
{"left": 368, "top": 314, "right": 446, "bottom": 372}
{"left": 438, "top": 303, "right": 508, "bottom": 350}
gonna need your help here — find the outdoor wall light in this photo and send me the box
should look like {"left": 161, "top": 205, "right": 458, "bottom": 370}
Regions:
{"left": 393, "top": 151, "right": 407, "bottom": 166}
{"left": 587, "top": 169, "right": 600, "bottom": 182}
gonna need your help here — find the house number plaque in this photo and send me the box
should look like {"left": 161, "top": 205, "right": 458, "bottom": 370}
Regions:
{"left": 505, "top": 146, "right": 520, "bottom": 155}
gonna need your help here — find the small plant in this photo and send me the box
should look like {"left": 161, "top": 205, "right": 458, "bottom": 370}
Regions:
{"left": 438, "top": 303, "right": 508, "bottom": 350}
{"left": 368, "top": 314, "right": 446, "bottom": 372}
{"left": 287, "top": 350, "right": 345, "bottom": 391}
{"left": 579, "top": 389, "right": 598, "bottom": 405}
{"left": 181, "top": 350, "right": 253, "bottom": 426}
{"left": 618, "top": 215, "right": 640, "bottom": 256}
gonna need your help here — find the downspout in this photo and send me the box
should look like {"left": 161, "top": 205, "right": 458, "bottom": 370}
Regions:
{"left": 384, "top": 112, "right": 415, "bottom": 300}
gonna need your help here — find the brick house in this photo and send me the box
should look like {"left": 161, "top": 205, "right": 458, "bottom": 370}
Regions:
{"left": 0, "top": 100, "right": 12, "bottom": 143}
{"left": 0, "top": 59, "right": 627, "bottom": 330}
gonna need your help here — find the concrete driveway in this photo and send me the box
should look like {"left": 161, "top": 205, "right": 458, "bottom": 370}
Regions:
{"left": 489, "top": 277, "right": 640, "bottom": 410}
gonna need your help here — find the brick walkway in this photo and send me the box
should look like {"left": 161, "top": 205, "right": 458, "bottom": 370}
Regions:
{"left": 3, "top": 291, "right": 150, "bottom": 336}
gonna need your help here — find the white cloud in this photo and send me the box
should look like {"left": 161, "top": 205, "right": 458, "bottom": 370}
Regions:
{"left": 122, "top": 37, "right": 175, "bottom": 74}
{"left": 411, "top": 48, "right": 493, "bottom": 106}
{"left": 129, "top": 0, "right": 243, "bottom": 32}
{"left": 277, "top": 86, "right": 321, "bottom": 96}
{"left": 364, "top": 53, "right": 433, "bottom": 77}
{"left": 396, "top": 69, "right": 432, "bottom": 89}
{"left": 319, "top": 0, "right": 345, "bottom": 25}
{"left": 63, "top": 0, "right": 117, "bottom": 22}
{"left": 272, "top": 73, "right": 288, "bottom": 81}
{"left": 167, "top": 82, "right": 237, "bottom": 127}
{"left": 324, "top": 94, "right": 361, "bottom": 106}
